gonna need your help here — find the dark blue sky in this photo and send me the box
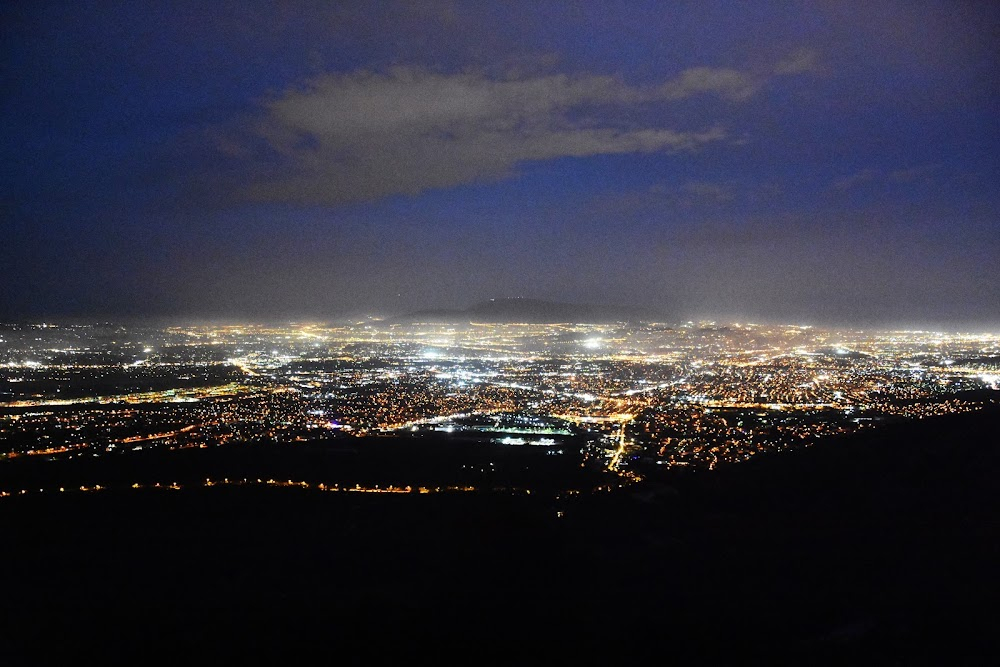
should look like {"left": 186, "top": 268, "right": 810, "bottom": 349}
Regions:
{"left": 3, "top": 1, "right": 998, "bottom": 327}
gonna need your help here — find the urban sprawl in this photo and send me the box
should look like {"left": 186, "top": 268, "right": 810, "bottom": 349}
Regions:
{"left": 1, "top": 320, "right": 997, "bottom": 491}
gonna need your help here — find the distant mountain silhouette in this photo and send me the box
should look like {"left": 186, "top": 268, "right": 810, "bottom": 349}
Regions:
{"left": 400, "top": 297, "right": 663, "bottom": 324}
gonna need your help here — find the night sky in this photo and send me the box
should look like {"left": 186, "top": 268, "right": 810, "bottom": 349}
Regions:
{"left": 3, "top": 1, "right": 998, "bottom": 327}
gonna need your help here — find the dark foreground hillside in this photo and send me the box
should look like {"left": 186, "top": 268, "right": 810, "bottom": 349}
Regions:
{"left": 2, "top": 407, "right": 999, "bottom": 664}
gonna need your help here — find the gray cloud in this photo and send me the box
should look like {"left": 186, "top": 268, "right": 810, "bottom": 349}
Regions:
{"left": 831, "top": 168, "right": 879, "bottom": 190}
{"left": 774, "top": 48, "right": 820, "bottom": 75}
{"left": 214, "top": 52, "right": 816, "bottom": 206}
{"left": 660, "top": 67, "right": 759, "bottom": 101}
{"left": 217, "top": 66, "right": 760, "bottom": 205}
{"left": 831, "top": 164, "right": 939, "bottom": 191}
{"left": 678, "top": 180, "right": 736, "bottom": 202}
{"left": 639, "top": 180, "right": 737, "bottom": 211}
{"left": 887, "top": 164, "right": 939, "bottom": 183}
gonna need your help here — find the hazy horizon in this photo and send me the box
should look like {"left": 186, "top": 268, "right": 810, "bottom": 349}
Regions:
{"left": 3, "top": 296, "right": 999, "bottom": 335}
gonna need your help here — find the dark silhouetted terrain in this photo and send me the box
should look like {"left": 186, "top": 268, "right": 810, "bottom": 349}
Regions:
{"left": 2, "top": 408, "right": 998, "bottom": 663}
{"left": 401, "top": 297, "right": 664, "bottom": 323}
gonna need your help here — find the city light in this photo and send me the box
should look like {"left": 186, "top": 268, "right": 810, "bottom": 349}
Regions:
{"left": 0, "top": 320, "right": 996, "bottom": 479}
